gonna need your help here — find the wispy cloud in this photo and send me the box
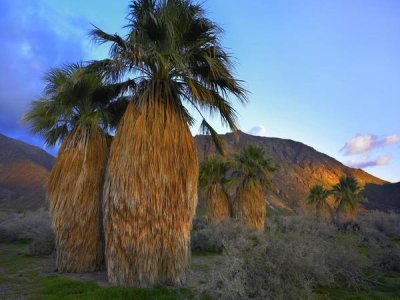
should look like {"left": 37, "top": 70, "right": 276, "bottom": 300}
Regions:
{"left": 385, "top": 135, "right": 400, "bottom": 145}
{"left": 346, "top": 154, "right": 391, "bottom": 169}
{"left": 247, "top": 125, "right": 268, "bottom": 137}
{"left": 341, "top": 134, "right": 400, "bottom": 155}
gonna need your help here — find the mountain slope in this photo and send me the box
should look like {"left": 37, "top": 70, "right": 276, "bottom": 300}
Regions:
{"left": 195, "top": 131, "right": 387, "bottom": 213}
{"left": 0, "top": 132, "right": 394, "bottom": 214}
{"left": 0, "top": 134, "right": 55, "bottom": 211}
{"left": 363, "top": 183, "right": 400, "bottom": 212}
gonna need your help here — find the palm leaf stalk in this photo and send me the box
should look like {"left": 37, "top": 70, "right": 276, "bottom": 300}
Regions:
{"left": 199, "top": 157, "right": 231, "bottom": 223}
{"left": 23, "top": 64, "right": 127, "bottom": 272}
{"left": 230, "top": 145, "right": 277, "bottom": 231}
{"left": 91, "top": 0, "right": 247, "bottom": 286}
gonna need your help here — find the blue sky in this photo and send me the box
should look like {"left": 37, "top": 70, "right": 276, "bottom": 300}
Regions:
{"left": 0, "top": 0, "right": 399, "bottom": 182}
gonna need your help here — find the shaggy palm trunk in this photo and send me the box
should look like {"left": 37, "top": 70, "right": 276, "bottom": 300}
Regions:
{"left": 103, "top": 100, "right": 198, "bottom": 287}
{"left": 48, "top": 127, "right": 108, "bottom": 272}
{"left": 318, "top": 204, "right": 334, "bottom": 223}
{"left": 336, "top": 202, "right": 357, "bottom": 224}
{"left": 206, "top": 184, "right": 231, "bottom": 223}
{"left": 234, "top": 181, "right": 266, "bottom": 231}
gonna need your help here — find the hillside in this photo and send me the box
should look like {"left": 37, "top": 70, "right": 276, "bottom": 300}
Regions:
{"left": 363, "top": 182, "right": 400, "bottom": 212}
{"left": 0, "top": 132, "right": 395, "bottom": 214}
{"left": 195, "top": 131, "right": 388, "bottom": 213}
{"left": 0, "top": 134, "right": 54, "bottom": 211}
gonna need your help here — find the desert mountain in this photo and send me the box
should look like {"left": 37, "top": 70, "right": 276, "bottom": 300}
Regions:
{"left": 195, "top": 131, "right": 389, "bottom": 213}
{"left": 0, "top": 132, "right": 397, "bottom": 214}
{"left": 0, "top": 134, "right": 54, "bottom": 211}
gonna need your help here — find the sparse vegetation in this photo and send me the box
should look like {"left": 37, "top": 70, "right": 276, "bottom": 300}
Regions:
{"left": 192, "top": 213, "right": 400, "bottom": 300}
{"left": 0, "top": 210, "right": 399, "bottom": 299}
{"left": 0, "top": 209, "right": 54, "bottom": 255}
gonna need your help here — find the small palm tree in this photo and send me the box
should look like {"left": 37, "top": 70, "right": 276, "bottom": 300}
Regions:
{"left": 89, "top": 0, "right": 246, "bottom": 287}
{"left": 308, "top": 184, "right": 333, "bottom": 221}
{"left": 230, "top": 145, "right": 277, "bottom": 231}
{"left": 332, "top": 175, "right": 364, "bottom": 223}
{"left": 24, "top": 64, "right": 127, "bottom": 272}
{"left": 199, "top": 157, "right": 231, "bottom": 223}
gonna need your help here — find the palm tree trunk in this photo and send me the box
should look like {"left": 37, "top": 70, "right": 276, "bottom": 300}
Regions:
{"left": 336, "top": 201, "right": 356, "bottom": 224}
{"left": 103, "top": 100, "right": 198, "bottom": 287}
{"left": 48, "top": 127, "right": 108, "bottom": 272}
{"left": 206, "top": 184, "right": 230, "bottom": 223}
{"left": 234, "top": 182, "right": 266, "bottom": 231}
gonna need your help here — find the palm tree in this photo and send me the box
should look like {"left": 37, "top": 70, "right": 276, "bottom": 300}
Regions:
{"left": 89, "top": 0, "right": 246, "bottom": 287}
{"left": 23, "top": 64, "right": 128, "bottom": 272}
{"left": 199, "top": 157, "right": 231, "bottom": 223}
{"left": 332, "top": 175, "right": 364, "bottom": 223}
{"left": 230, "top": 145, "right": 277, "bottom": 231}
{"left": 307, "top": 184, "right": 333, "bottom": 221}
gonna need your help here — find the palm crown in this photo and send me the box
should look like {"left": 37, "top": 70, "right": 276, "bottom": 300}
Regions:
{"left": 23, "top": 64, "right": 129, "bottom": 146}
{"left": 332, "top": 175, "right": 364, "bottom": 211}
{"left": 89, "top": 0, "right": 247, "bottom": 152}
{"left": 199, "top": 157, "right": 229, "bottom": 192}
{"left": 308, "top": 184, "right": 331, "bottom": 208}
{"left": 230, "top": 145, "right": 278, "bottom": 188}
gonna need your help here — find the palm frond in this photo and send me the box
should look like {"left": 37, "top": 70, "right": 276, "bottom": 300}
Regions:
{"left": 199, "top": 119, "right": 225, "bottom": 155}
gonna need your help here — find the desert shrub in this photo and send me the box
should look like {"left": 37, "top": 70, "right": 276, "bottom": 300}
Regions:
{"left": 358, "top": 223, "right": 390, "bottom": 249}
{"left": 28, "top": 223, "right": 55, "bottom": 256}
{"left": 373, "top": 245, "right": 400, "bottom": 273}
{"left": 191, "top": 219, "right": 256, "bottom": 253}
{"left": 192, "top": 216, "right": 209, "bottom": 231}
{"left": 0, "top": 209, "right": 55, "bottom": 255}
{"left": 201, "top": 216, "right": 368, "bottom": 300}
{"left": 357, "top": 211, "right": 400, "bottom": 238}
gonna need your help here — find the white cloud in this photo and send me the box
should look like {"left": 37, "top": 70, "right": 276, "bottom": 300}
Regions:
{"left": 342, "top": 134, "right": 400, "bottom": 155}
{"left": 342, "top": 134, "right": 378, "bottom": 155}
{"left": 247, "top": 125, "right": 268, "bottom": 137}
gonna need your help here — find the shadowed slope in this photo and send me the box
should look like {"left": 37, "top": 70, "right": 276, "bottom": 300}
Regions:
{"left": 363, "top": 182, "right": 400, "bottom": 212}
{"left": 0, "top": 133, "right": 54, "bottom": 211}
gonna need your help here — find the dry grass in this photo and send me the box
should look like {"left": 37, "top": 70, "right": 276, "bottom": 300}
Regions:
{"left": 103, "top": 100, "right": 198, "bottom": 287}
{"left": 48, "top": 126, "right": 108, "bottom": 272}
{"left": 205, "top": 184, "right": 230, "bottom": 224}
{"left": 234, "top": 183, "right": 266, "bottom": 231}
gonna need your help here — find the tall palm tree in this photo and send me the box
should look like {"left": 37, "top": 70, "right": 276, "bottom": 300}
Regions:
{"left": 89, "top": 0, "right": 246, "bottom": 287}
{"left": 230, "top": 145, "right": 277, "bottom": 231}
{"left": 307, "top": 184, "right": 333, "bottom": 221}
{"left": 199, "top": 157, "right": 231, "bottom": 223}
{"left": 332, "top": 175, "right": 364, "bottom": 223}
{"left": 24, "top": 64, "right": 128, "bottom": 272}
